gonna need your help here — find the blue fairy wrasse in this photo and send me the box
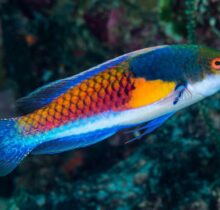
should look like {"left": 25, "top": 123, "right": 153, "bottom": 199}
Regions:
{"left": 0, "top": 45, "right": 220, "bottom": 176}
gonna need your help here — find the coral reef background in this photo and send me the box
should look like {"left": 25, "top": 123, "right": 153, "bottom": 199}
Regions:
{"left": 0, "top": 0, "right": 220, "bottom": 209}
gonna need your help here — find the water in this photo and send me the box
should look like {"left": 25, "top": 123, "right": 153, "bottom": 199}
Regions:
{"left": 0, "top": 1, "right": 220, "bottom": 209}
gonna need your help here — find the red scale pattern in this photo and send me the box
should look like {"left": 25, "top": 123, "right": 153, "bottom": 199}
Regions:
{"left": 18, "top": 63, "right": 135, "bottom": 134}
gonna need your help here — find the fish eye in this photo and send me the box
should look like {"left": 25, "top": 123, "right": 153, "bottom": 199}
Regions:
{"left": 211, "top": 58, "right": 220, "bottom": 70}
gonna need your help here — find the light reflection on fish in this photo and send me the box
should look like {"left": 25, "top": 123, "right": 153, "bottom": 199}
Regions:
{"left": 0, "top": 45, "right": 220, "bottom": 176}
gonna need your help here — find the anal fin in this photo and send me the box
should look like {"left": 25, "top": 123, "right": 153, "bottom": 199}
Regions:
{"left": 32, "top": 129, "right": 117, "bottom": 155}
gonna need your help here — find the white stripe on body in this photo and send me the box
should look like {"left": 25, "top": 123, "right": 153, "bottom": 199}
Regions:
{"left": 34, "top": 74, "right": 220, "bottom": 144}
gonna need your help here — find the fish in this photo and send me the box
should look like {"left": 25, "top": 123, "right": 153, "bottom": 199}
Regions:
{"left": 0, "top": 44, "right": 220, "bottom": 176}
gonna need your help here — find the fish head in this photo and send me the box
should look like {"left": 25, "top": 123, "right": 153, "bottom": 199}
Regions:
{"left": 128, "top": 45, "right": 220, "bottom": 112}
{"left": 192, "top": 45, "right": 220, "bottom": 97}
{"left": 131, "top": 45, "right": 220, "bottom": 99}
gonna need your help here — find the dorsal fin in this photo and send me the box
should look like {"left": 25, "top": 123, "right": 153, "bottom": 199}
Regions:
{"left": 16, "top": 54, "right": 129, "bottom": 114}
{"left": 16, "top": 45, "right": 167, "bottom": 114}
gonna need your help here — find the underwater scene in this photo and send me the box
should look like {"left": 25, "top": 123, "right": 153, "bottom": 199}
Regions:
{"left": 0, "top": 0, "right": 220, "bottom": 210}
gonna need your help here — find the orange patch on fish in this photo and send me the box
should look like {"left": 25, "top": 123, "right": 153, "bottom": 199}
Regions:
{"left": 127, "top": 78, "right": 176, "bottom": 108}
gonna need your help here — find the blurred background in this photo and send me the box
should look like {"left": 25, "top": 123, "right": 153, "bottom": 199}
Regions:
{"left": 0, "top": 0, "right": 220, "bottom": 209}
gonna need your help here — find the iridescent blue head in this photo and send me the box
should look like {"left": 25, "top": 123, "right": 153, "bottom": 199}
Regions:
{"left": 130, "top": 45, "right": 220, "bottom": 97}
{"left": 130, "top": 45, "right": 220, "bottom": 82}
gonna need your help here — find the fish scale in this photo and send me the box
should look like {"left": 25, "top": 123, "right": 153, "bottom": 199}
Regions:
{"left": 17, "top": 63, "right": 135, "bottom": 135}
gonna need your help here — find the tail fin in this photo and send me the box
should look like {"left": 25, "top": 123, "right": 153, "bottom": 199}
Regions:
{"left": 0, "top": 119, "right": 35, "bottom": 176}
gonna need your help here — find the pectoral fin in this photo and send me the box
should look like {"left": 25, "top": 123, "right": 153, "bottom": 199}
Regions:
{"left": 173, "top": 82, "right": 188, "bottom": 105}
{"left": 125, "top": 112, "right": 175, "bottom": 144}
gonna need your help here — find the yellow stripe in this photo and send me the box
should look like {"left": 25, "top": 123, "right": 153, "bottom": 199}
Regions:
{"left": 127, "top": 78, "right": 176, "bottom": 108}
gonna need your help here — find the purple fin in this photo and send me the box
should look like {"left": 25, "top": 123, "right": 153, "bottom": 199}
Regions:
{"left": 125, "top": 112, "right": 175, "bottom": 144}
{"left": 16, "top": 54, "right": 129, "bottom": 113}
